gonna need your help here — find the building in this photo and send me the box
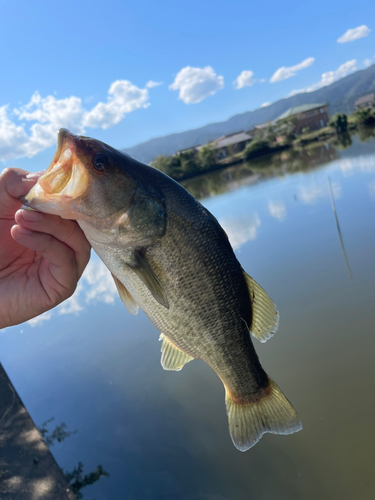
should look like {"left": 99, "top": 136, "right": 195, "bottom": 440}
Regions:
{"left": 354, "top": 93, "right": 375, "bottom": 110}
{"left": 249, "top": 122, "right": 274, "bottom": 136}
{"left": 198, "top": 132, "right": 253, "bottom": 159}
{"left": 275, "top": 103, "right": 329, "bottom": 134}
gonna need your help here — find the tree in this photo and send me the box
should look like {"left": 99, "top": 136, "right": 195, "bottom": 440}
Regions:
{"left": 274, "top": 117, "right": 297, "bottom": 142}
{"left": 351, "top": 108, "right": 375, "bottom": 127}
{"left": 197, "top": 144, "right": 217, "bottom": 169}
{"left": 264, "top": 124, "right": 277, "bottom": 144}
{"left": 152, "top": 154, "right": 182, "bottom": 178}
{"left": 177, "top": 149, "right": 200, "bottom": 175}
{"left": 329, "top": 113, "right": 348, "bottom": 133}
{"left": 243, "top": 139, "right": 272, "bottom": 160}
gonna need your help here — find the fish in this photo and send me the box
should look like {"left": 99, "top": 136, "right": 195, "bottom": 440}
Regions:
{"left": 23, "top": 129, "right": 302, "bottom": 451}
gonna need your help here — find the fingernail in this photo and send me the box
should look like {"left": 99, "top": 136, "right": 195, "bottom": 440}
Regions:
{"left": 17, "top": 226, "right": 33, "bottom": 235}
{"left": 21, "top": 209, "right": 42, "bottom": 222}
{"left": 26, "top": 171, "right": 44, "bottom": 180}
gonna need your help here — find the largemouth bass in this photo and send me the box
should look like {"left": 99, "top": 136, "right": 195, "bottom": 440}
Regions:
{"left": 24, "top": 129, "right": 302, "bottom": 451}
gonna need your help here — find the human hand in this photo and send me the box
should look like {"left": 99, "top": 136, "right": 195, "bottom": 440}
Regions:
{"left": 0, "top": 168, "right": 91, "bottom": 329}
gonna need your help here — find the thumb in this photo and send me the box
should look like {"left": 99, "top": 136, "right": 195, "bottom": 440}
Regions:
{"left": 0, "top": 168, "right": 41, "bottom": 218}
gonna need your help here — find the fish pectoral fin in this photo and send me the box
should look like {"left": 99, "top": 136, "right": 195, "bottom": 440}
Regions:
{"left": 159, "top": 334, "right": 194, "bottom": 371}
{"left": 128, "top": 252, "right": 169, "bottom": 309}
{"left": 112, "top": 274, "right": 139, "bottom": 315}
{"left": 243, "top": 271, "right": 279, "bottom": 343}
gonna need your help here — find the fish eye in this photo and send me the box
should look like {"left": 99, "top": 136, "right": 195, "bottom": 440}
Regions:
{"left": 93, "top": 153, "right": 110, "bottom": 172}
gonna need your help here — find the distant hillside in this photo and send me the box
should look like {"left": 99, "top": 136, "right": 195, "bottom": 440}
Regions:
{"left": 124, "top": 65, "right": 375, "bottom": 163}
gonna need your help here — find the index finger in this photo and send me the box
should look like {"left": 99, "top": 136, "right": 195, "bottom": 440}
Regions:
{"left": 0, "top": 168, "right": 41, "bottom": 219}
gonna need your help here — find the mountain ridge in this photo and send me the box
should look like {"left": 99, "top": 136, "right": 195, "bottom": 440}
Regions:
{"left": 123, "top": 65, "right": 375, "bottom": 163}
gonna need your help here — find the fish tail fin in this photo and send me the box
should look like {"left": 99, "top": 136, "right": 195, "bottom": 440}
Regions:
{"left": 225, "top": 378, "right": 302, "bottom": 452}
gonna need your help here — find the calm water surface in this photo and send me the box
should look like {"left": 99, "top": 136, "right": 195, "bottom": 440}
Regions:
{"left": 1, "top": 136, "right": 375, "bottom": 499}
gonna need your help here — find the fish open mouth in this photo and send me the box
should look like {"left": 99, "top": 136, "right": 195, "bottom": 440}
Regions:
{"left": 23, "top": 129, "right": 90, "bottom": 216}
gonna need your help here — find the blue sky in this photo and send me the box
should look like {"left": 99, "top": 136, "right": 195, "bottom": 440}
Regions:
{"left": 1, "top": 0, "right": 374, "bottom": 171}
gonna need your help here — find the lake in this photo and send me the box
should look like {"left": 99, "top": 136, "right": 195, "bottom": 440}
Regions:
{"left": 1, "top": 134, "right": 375, "bottom": 500}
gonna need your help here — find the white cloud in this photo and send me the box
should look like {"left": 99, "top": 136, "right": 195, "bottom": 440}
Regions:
{"left": 289, "top": 59, "right": 357, "bottom": 96}
{"left": 268, "top": 201, "right": 286, "bottom": 221}
{"left": 364, "top": 55, "right": 375, "bottom": 68}
{"left": 169, "top": 66, "right": 224, "bottom": 104}
{"left": 0, "top": 106, "right": 30, "bottom": 161}
{"left": 0, "top": 80, "right": 150, "bottom": 162}
{"left": 145, "top": 80, "right": 163, "bottom": 88}
{"left": 15, "top": 92, "right": 86, "bottom": 158}
{"left": 260, "top": 102, "right": 271, "bottom": 108}
{"left": 337, "top": 25, "right": 371, "bottom": 43}
{"left": 83, "top": 80, "right": 149, "bottom": 129}
{"left": 233, "top": 70, "right": 263, "bottom": 90}
{"left": 270, "top": 57, "right": 314, "bottom": 83}
{"left": 219, "top": 214, "right": 261, "bottom": 250}
{"left": 28, "top": 311, "right": 52, "bottom": 327}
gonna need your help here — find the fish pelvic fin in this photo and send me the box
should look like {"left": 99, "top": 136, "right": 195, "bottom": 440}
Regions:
{"left": 225, "top": 378, "right": 302, "bottom": 452}
{"left": 159, "top": 334, "right": 194, "bottom": 371}
{"left": 112, "top": 274, "right": 139, "bottom": 315}
{"left": 243, "top": 271, "right": 279, "bottom": 343}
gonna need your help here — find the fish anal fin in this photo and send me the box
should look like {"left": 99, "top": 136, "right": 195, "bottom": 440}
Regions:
{"left": 128, "top": 252, "right": 169, "bottom": 309}
{"left": 112, "top": 274, "right": 139, "bottom": 315}
{"left": 225, "top": 378, "right": 302, "bottom": 452}
{"left": 243, "top": 271, "right": 279, "bottom": 343}
{"left": 159, "top": 334, "right": 194, "bottom": 371}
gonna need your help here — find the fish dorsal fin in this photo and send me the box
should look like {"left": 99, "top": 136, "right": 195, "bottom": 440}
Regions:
{"left": 243, "top": 271, "right": 279, "bottom": 343}
{"left": 112, "top": 274, "right": 139, "bottom": 315}
{"left": 128, "top": 252, "right": 169, "bottom": 309}
{"left": 159, "top": 334, "right": 194, "bottom": 371}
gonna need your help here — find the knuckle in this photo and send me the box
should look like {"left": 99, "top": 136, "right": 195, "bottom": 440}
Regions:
{"left": 1, "top": 167, "right": 24, "bottom": 182}
{"left": 66, "top": 281, "right": 77, "bottom": 298}
{"left": 0, "top": 168, "right": 16, "bottom": 185}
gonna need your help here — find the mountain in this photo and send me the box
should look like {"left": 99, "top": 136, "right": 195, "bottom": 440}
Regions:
{"left": 124, "top": 65, "right": 375, "bottom": 163}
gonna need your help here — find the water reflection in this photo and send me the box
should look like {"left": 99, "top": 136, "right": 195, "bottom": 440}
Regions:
{"left": 219, "top": 213, "right": 261, "bottom": 249}
{"left": 38, "top": 418, "right": 109, "bottom": 500}
{"left": 328, "top": 177, "right": 352, "bottom": 279}
{"left": 369, "top": 179, "right": 375, "bottom": 199}
{"left": 1, "top": 136, "right": 375, "bottom": 500}
{"left": 27, "top": 260, "right": 117, "bottom": 327}
{"left": 183, "top": 143, "right": 339, "bottom": 200}
{"left": 268, "top": 201, "right": 287, "bottom": 221}
{"left": 355, "top": 124, "right": 375, "bottom": 142}
{"left": 339, "top": 155, "right": 375, "bottom": 176}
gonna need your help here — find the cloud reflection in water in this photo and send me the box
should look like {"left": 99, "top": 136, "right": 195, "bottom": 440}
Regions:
{"left": 27, "top": 259, "right": 117, "bottom": 327}
{"left": 268, "top": 200, "right": 286, "bottom": 221}
{"left": 219, "top": 214, "right": 261, "bottom": 250}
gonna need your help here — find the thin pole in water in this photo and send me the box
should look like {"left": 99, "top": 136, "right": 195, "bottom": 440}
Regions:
{"left": 328, "top": 176, "right": 353, "bottom": 279}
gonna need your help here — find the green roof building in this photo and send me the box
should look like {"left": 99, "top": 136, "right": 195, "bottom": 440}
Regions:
{"left": 275, "top": 103, "right": 329, "bottom": 134}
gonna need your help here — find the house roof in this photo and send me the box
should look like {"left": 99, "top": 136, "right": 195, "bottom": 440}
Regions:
{"left": 355, "top": 94, "right": 375, "bottom": 106}
{"left": 212, "top": 132, "right": 253, "bottom": 149}
{"left": 254, "top": 122, "right": 271, "bottom": 129}
{"left": 276, "top": 103, "right": 327, "bottom": 121}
